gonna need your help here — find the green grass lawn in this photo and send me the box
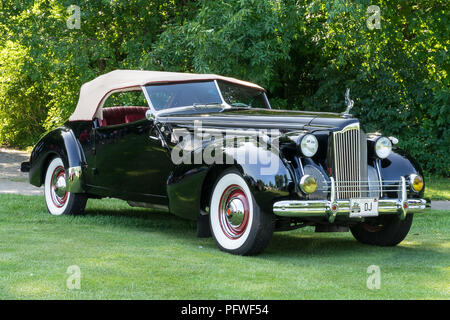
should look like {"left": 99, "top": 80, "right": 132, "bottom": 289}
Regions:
{"left": 425, "top": 176, "right": 450, "bottom": 200}
{"left": 0, "top": 194, "right": 448, "bottom": 300}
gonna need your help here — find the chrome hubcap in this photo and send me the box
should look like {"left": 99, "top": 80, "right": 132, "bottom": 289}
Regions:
{"left": 219, "top": 185, "right": 250, "bottom": 239}
{"left": 50, "top": 166, "right": 68, "bottom": 208}
{"left": 54, "top": 175, "right": 67, "bottom": 197}
{"left": 226, "top": 198, "right": 245, "bottom": 227}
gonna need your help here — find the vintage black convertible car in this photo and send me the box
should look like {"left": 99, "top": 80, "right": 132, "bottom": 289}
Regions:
{"left": 21, "top": 70, "right": 429, "bottom": 255}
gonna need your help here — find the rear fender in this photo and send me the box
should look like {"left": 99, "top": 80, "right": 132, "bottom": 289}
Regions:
{"left": 29, "top": 127, "right": 86, "bottom": 193}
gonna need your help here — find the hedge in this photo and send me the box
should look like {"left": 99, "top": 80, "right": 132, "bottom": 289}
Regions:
{"left": 0, "top": 0, "right": 448, "bottom": 176}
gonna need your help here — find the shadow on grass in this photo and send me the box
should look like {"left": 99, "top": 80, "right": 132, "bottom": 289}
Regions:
{"left": 261, "top": 232, "right": 449, "bottom": 267}
{"left": 82, "top": 206, "right": 448, "bottom": 264}
{"left": 85, "top": 207, "right": 171, "bottom": 220}
{"left": 83, "top": 206, "right": 197, "bottom": 235}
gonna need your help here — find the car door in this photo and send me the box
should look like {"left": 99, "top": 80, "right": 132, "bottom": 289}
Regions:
{"left": 92, "top": 106, "right": 173, "bottom": 204}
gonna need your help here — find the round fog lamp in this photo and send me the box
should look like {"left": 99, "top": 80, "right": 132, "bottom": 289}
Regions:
{"left": 300, "top": 175, "right": 318, "bottom": 194}
{"left": 410, "top": 174, "right": 424, "bottom": 192}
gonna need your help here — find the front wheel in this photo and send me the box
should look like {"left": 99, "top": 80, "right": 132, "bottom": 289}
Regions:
{"left": 44, "top": 157, "right": 87, "bottom": 216}
{"left": 350, "top": 214, "right": 413, "bottom": 246}
{"left": 209, "top": 169, "right": 273, "bottom": 255}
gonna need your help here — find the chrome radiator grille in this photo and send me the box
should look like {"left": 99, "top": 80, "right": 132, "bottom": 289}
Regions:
{"left": 332, "top": 123, "right": 367, "bottom": 199}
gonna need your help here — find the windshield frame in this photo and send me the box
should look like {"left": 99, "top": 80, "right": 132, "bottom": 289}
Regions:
{"left": 142, "top": 80, "right": 271, "bottom": 117}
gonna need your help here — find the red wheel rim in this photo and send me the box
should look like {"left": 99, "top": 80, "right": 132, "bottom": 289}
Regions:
{"left": 50, "top": 165, "right": 68, "bottom": 208}
{"left": 218, "top": 184, "right": 250, "bottom": 239}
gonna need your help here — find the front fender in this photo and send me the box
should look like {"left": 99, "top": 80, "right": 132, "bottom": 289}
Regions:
{"left": 29, "top": 126, "right": 86, "bottom": 192}
{"left": 166, "top": 136, "right": 295, "bottom": 220}
{"left": 223, "top": 140, "right": 294, "bottom": 214}
{"left": 377, "top": 148, "right": 425, "bottom": 198}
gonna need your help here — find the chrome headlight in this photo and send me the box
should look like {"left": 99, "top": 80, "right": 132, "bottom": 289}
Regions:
{"left": 299, "top": 134, "right": 318, "bottom": 157}
{"left": 375, "top": 136, "right": 392, "bottom": 159}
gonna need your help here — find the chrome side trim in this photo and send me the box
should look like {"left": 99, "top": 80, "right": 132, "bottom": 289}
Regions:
{"left": 155, "top": 116, "right": 311, "bottom": 130}
{"left": 66, "top": 166, "right": 84, "bottom": 193}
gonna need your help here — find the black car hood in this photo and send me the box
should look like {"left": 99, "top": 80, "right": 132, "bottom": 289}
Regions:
{"left": 158, "top": 108, "right": 358, "bottom": 132}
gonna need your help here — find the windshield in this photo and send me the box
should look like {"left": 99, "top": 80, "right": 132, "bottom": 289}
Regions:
{"left": 217, "top": 80, "right": 268, "bottom": 109}
{"left": 144, "top": 80, "right": 269, "bottom": 112}
{"left": 145, "top": 81, "right": 222, "bottom": 111}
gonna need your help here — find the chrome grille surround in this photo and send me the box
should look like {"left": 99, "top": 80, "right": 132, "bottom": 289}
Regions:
{"left": 332, "top": 123, "right": 368, "bottom": 199}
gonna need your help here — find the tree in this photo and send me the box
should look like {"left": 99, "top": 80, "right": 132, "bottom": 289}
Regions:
{"left": 0, "top": 0, "right": 448, "bottom": 175}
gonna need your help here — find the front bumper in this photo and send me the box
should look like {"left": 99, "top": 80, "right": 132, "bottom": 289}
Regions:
{"left": 273, "top": 177, "right": 430, "bottom": 222}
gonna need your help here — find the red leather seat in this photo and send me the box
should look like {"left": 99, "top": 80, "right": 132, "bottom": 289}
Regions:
{"left": 101, "top": 106, "right": 149, "bottom": 126}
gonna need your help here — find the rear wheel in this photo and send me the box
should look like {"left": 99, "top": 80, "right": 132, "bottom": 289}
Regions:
{"left": 350, "top": 214, "right": 413, "bottom": 246}
{"left": 44, "top": 157, "right": 87, "bottom": 216}
{"left": 209, "top": 169, "right": 273, "bottom": 255}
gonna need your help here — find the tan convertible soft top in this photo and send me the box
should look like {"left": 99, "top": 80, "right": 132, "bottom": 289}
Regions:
{"left": 69, "top": 70, "right": 265, "bottom": 121}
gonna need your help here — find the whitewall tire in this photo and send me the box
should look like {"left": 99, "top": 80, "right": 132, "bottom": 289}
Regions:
{"left": 209, "top": 169, "right": 273, "bottom": 255}
{"left": 44, "top": 157, "right": 87, "bottom": 216}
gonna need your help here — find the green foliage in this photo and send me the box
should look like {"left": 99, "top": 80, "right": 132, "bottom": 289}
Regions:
{"left": 0, "top": 0, "right": 448, "bottom": 175}
{"left": 0, "top": 40, "right": 49, "bottom": 146}
{"left": 144, "top": 0, "right": 294, "bottom": 91}
{"left": 0, "top": 0, "right": 198, "bottom": 141}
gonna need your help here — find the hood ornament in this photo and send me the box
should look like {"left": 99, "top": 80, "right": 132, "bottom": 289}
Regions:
{"left": 342, "top": 88, "right": 354, "bottom": 117}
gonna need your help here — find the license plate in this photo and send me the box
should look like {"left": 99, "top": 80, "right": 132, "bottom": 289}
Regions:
{"left": 349, "top": 198, "right": 379, "bottom": 217}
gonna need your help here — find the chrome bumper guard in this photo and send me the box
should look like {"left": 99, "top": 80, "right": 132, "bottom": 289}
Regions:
{"left": 273, "top": 177, "right": 430, "bottom": 223}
